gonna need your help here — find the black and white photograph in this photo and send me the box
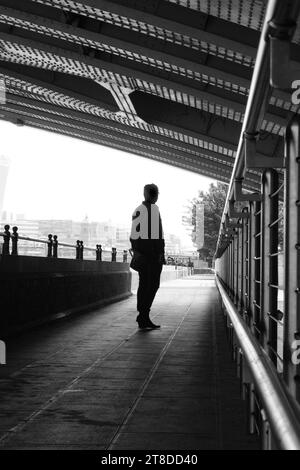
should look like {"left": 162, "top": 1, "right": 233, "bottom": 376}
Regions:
{"left": 0, "top": 0, "right": 300, "bottom": 457}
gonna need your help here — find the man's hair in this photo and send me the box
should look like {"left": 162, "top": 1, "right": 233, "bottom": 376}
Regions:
{"left": 144, "top": 184, "right": 159, "bottom": 198}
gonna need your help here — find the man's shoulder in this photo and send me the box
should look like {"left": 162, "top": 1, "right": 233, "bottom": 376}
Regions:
{"left": 132, "top": 204, "right": 146, "bottom": 221}
{"left": 132, "top": 203, "right": 144, "bottom": 215}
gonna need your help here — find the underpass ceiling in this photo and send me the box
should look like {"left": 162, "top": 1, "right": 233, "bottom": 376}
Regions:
{"left": 0, "top": 0, "right": 299, "bottom": 190}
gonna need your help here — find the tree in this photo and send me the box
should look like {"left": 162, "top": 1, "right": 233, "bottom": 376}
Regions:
{"left": 183, "top": 182, "right": 228, "bottom": 258}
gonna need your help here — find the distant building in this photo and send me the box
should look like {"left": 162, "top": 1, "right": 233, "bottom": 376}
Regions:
{"left": 0, "top": 156, "right": 10, "bottom": 218}
{"left": 165, "top": 233, "right": 182, "bottom": 254}
{"left": 116, "top": 225, "right": 131, "bottom": 251}
{"left": 0, "top": 214, "right": 189, "bottom": 260}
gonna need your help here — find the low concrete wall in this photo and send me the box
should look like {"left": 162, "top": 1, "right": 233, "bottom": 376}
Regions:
{"left": 131, "top": 266, "right": 190, "bottom": 291}
{"left": 0, "top": 255, "right": 132, "bottom": 336}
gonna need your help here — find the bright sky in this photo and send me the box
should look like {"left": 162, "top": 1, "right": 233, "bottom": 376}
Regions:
{"left": 0, "top": 120, "right": 215, "bottom": 248}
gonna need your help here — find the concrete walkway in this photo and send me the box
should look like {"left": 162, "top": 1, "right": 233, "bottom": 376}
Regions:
{"left": 0, "top": 276, "right": 259, "bottom": 450}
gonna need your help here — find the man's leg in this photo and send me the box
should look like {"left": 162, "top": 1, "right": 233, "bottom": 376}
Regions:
{"left": 146, "top": 263, "right": 163, "bottom": 317}
{"left": 136, "top": 266, "right": 150, "bottom": 325}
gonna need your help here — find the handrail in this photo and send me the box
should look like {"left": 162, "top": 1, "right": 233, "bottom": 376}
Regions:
{"left": 0, "top": 232, "right": 113, "bottom": 253}
{"left": 216, "top": 275, "right": 300, "bottom": 450}
{"left": 215, "top": 0, "right": 300, "bottom": 257}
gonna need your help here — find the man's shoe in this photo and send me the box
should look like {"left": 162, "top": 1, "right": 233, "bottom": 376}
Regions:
{"left": 136, "top": 315, "right": 160, "bottom": 329}
{"left": 136, "top": 315, "right": 149, "bottom": 329}
{"left": 146, "top": 319, "right": 161, "bottom": 329}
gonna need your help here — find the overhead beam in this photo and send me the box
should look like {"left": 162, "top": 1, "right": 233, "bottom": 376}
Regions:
{"left": 1, "top": 64, "right": 282, "bottom": 169}
{"left": 0, "top": 111, "right": 237, "bottom": 185}
{"left": 0, "top": 33, "right": 288, "bottom": 131}
{"left": 0, "top": 32, "right": 247, "bottom": 116}
{"left": 3, "top": 94, "right": 238, "bottom": 166}
{"left": 0, "top": 6, "right": 251, "bottom": 94}
{"left": 0, "top": 65, "right": 239, "bottom": 154}
{"left": 0, "top": 104, "right": 237, "bottom": 177}
{"left": 30, "top": 0, "right": 257, "bottom": 59}
{"left": 0, "top": 100, "right": 261, "bottom": 191}
{"left": 0, "top": 7, "right": 293, "bottom": 107}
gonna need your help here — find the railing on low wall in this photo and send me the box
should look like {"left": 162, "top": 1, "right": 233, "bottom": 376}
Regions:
{"left": 0, "top": 225, "right": 129, "bottom": 263}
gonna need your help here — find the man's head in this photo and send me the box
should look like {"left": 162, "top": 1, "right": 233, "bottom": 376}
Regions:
{"left": 144, "top": 184, "right": 159, "bottom": 204}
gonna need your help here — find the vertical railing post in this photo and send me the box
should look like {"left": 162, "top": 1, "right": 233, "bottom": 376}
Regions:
{"left": 231, "top": 235, "right": 235, "bottom": 302}
{"left": 47, "top": 234, "right": 53, "bottom": 258}
{"left": 228, "top": 242, "right": 232, "bottom": 295}
{"left": 231, "top": 234, "right": 235, "bottom": 301}
{"left": 76, "top": 240, "right": 80, "bottom": 260}
{"left": 237, "top": 224, "right": 243, "bottom": 313}
{"left": 229, "top": 242, "right": 233, "bottom": 299}
{"left": 253, "top": 201, "right": 262, "bottom": 341}
{"left": 260, "top": 174, "right": 267, "bottom": 351}
{"left": 262, "top": 169, "right": 279, "bottom": 366}
{"left": 53, "top": 235, "right": 58, "bottom": 258}
{"left": 249, "top": 202, "right": 256, "bottom": 333}
{"left": 284, "top": 116, "right": 300, "bottom": 401}
{"left": 2, "top": 225, "right": 10, "bottom": 255}
{"left": 244, "top": 207, "right": 251, "bottom": 325}
{"left": 11, "top": 226, "right": 19, "bottom": 256}
{"left": 235, "top": 231, "right": 239, "bottom": 306}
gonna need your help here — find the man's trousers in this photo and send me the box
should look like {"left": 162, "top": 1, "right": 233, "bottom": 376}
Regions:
{"left": 137, "top": 263, "right": 163, "bottom": 320}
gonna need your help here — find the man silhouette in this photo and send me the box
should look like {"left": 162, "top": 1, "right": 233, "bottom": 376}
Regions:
{"left": 130, "top": 184, "right": 165, "bottom": 329}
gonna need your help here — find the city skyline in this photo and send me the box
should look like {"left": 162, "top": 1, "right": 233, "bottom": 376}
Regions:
{"left": 0, "top": 120, "right": 216, "bottom": 249}
{"left": 0, "top": 214, "right": 187, "bottom": 258}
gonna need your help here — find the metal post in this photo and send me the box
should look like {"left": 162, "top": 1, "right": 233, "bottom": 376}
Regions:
{"left": 237, "top": 224, "right": 243, "bottom": 313}
{"left": 11, "top": 226, "right": 19, "bottom": 256}
{"left": 244, "top": 207, "right": 251, "bottom": 324}
{"left": 253, "top": 201, "right": 262, "bottom": 342}
{"left": 262, "top": 169, "right": 279, "bottom": 365}
{"left": 47, "top": 234, "right": 53, "bottom": 258}
{"left": 229, "top": 242, "right": 232, "bottom": 295}
{"left": 249, "top": 202, "right": 256, "bottom": 333}
{"left": 53, "top": 235, "right": 58, "bottom": 258}
{"left": 249, "top": 383, "right": 256, "bottom": 435}
{"left": 284, "top": 117, "right": 300, "bottom": 401}
{"left": 76, "top": 240, "right": 81, "bottom": 259}
{"left": 247, "top": 203, "right": 254, "bottom": 329}
{"left": 2, "top": 225, "right": 10, "bottom": 255}
{"left": 231, "top": 238, "right": 234, "bottom": 299}
{"left": 235, "top": 231, "right": 239, "bottom": 306}
{"left": 231, "top": 234, "right": 236, "bottom": 302}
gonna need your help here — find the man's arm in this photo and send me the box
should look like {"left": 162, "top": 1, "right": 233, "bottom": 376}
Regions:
{"left": 130, "top": 206, "right": 143, "bottom": 253}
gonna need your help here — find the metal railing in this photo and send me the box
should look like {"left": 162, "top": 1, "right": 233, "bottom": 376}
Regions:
{"left": 0, "top": 225, "right": 129, "bottom": 263}
{"left": 216, "top": 276, "right": 300, "bottom": 450}
{"left": 215, "top": 0, "right": 300, "bottom": 450}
